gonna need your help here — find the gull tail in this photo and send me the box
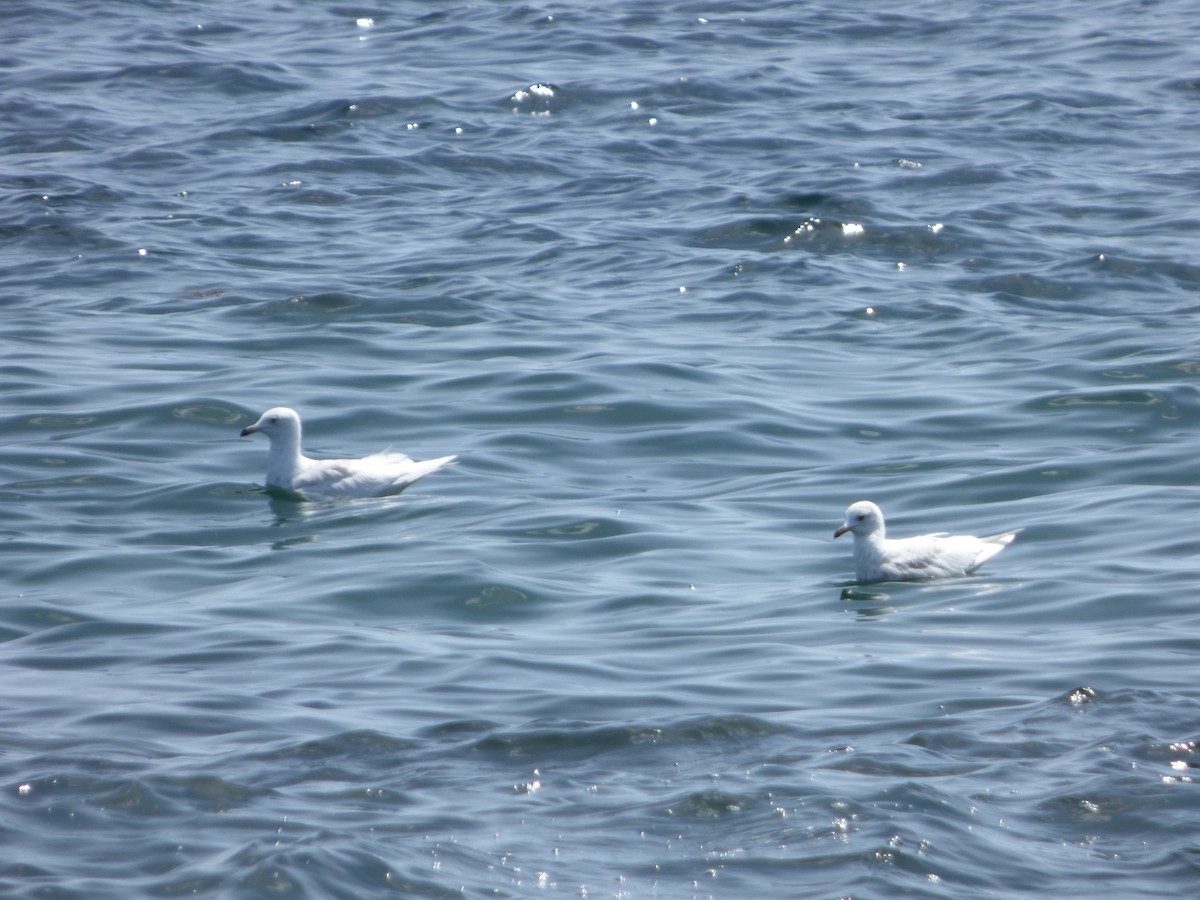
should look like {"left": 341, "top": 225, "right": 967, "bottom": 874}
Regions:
{"left": 398, "top": 454, "right": 457, "bottom": 486}
{"left": 972, "top": 528, "right": 1020, "bottom": 569}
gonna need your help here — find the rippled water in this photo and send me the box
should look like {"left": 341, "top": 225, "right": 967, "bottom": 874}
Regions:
{"left": 4, "top": 1, "right": 1200, "bottom": 896}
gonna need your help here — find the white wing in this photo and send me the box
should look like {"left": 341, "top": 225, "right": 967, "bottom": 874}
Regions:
{"left": 879, "top": 530, "right": 1017, "bottom": 581}
{"left": 292, "top": 452, "right": 456, "bottom": 497}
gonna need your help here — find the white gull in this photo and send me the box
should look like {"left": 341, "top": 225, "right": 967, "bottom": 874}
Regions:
{"left": 834, "top": 500, "right": 1017, "bottom": 583}
{"left": 240, "top": 407, "right": 455, "bottom": 498}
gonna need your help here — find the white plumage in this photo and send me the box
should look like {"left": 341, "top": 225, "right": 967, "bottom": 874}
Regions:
{"left": 834, "top": 500, "right": 1016, "bottom": 583}
{"left": 240, "top": 407, "right": 455, "bottom": 498}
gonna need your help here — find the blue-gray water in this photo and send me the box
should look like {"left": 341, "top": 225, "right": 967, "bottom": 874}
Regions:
{"left": 3, "top": 1, "right": 1200, "bottom": 896}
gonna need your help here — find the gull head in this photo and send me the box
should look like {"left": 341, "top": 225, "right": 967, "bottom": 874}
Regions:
{"left": 834, "top": 500, "right": 884, "bottom": 539}
{"left": 241, "top": 407, "right": 301, "bottom": 440}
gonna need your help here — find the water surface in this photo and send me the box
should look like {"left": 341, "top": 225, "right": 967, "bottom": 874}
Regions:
{"left": 3, "top": 1, "right": 1200, "bottom": 896}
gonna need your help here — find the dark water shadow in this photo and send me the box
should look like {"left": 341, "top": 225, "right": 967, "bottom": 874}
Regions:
{"left": 838, "top": 584, "right": 898, "bottom": 620}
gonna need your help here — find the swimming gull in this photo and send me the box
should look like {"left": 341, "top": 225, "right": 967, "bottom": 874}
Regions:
{"left": 834, "top": 500, "right": 1017, "bottom": 583}
{"left": 240, "top": 406, "right": 455, "bottom": 498}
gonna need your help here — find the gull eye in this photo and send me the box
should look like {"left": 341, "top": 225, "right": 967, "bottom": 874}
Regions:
{"left": 855, "top": 513, "right": 866, "bottom": 522}
{"left": 269, "top": 415, "right": 280, "bottom": 424}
